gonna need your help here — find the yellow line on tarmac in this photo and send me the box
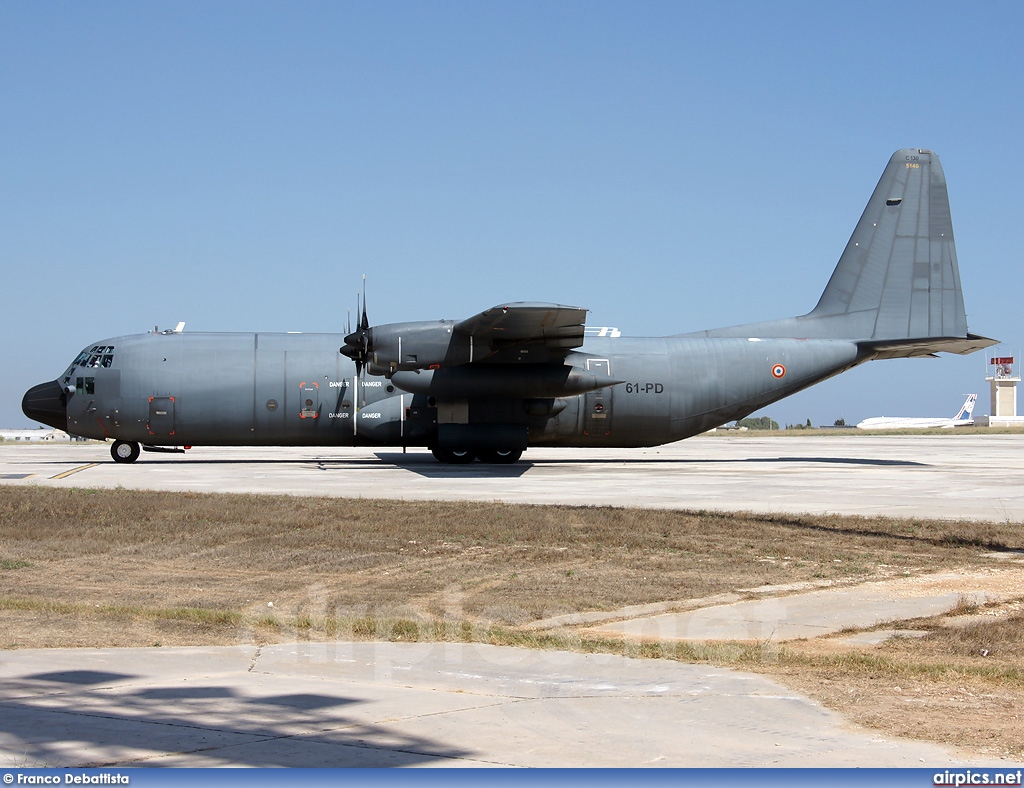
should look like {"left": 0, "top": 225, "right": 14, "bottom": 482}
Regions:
{"left": 50, "top": 463, "right": 100, "bottom": 480}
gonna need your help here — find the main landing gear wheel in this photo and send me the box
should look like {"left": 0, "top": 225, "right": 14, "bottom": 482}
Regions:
{"left": 431, "top": 447, "right": 477, "bottom": 464}
{"left": 111, "top": 440, "right": 141, "bottom": 464}
{"left": 477, "top": 448, "right": 523, "bottom": 464}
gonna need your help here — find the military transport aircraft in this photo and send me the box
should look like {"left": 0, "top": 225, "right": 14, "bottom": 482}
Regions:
{"left": 23, "top": 149, "right": 995, "bottom": 464}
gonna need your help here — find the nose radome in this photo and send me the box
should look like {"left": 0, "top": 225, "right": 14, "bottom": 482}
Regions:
{"left": 22, "top": 380, "right": 69, "bottom": 431}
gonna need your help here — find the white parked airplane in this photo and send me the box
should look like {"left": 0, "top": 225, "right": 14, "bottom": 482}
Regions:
{"left": 856, "top": 394, "right": 977, "bottom": 430}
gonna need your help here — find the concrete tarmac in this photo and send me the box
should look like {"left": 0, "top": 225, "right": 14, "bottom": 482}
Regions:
{"left": 3, "top": 433, "right": 1024, "bottom": 521}
{"left": 2, "top": 435, "right": 1023, "bottom": 767}
{"left": 0, "top": 641, "right": 1011, "bottom": 767}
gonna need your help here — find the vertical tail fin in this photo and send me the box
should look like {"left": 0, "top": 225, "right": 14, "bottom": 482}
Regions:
{"left": 811, "top": 149, "right": 967, "bottom": 341}
{"left": 953, "top": 393, "right": 977, "bottom": 420}
{"left": 684, "top": 149, "right": 994, "bottom": 356}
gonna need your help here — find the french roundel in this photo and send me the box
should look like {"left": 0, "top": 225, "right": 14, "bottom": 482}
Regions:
{"left": 771, "top": 364, "right": 786, "bottom": 379}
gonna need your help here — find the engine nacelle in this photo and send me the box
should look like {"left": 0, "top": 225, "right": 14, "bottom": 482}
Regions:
{"left": 374, "top": 320, "right": 458, "bottom": 372}
{"left": 346, "top": 320, "right": 475, "bottom": 376}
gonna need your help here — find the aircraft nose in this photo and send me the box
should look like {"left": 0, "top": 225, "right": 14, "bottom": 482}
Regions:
{"left": 22, "top": 380, "right": 69, "bottom": 432}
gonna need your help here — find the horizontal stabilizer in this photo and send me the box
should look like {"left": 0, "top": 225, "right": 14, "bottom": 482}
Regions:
{"left": 858, "top": 333, "right": 997, "bottom": 359}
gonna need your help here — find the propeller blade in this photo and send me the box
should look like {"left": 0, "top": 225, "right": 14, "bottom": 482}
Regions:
{"left": 360, "top": 274, "right": 369, "bottom": 331}
{"left": 341, "top": 276, "right": 373, "bottom": 400}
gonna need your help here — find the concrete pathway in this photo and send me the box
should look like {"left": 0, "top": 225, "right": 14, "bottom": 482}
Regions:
{"left": 590, "top": 570, "right": 1023, "bottom": 642}
{"left": 0, "top": 642, "right": 1011, "bottom": 768}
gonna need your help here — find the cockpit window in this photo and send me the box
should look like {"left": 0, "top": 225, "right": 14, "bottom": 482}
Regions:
{"left": 83, "top": 345, "right": 115, "bottom": 368}
{"left": 62, "top": 346, "right": 115, "bottom": 386}
{"left": 76, "top": 376, "right": 95, "bottom": 395}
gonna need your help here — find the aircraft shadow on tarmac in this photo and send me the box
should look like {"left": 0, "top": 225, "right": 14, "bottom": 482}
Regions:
{"left": 4, "top": 669, "right": 471, "bottom": 767}
{"left": 26, "top": 453, "right": 926, "bottom": 473}
{"left": 373, "top": 453, "right": 927, "bottom": 471}
{"left": 371, "top": 453, "right": 534, "bottom": 478}
{"left": 29, "top": 670, "right": 131, "bottom": 686}
{"left": 746, "top": 456, "right": 927, "bottom": 467}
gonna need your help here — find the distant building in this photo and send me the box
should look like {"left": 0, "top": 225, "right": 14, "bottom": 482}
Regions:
{"left": 0, "top": 428, "right": 75, "bottom": 442}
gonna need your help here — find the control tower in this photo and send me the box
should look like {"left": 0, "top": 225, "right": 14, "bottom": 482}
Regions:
{"left": 983, "top": 356, "right": 1024, "bottom": 427}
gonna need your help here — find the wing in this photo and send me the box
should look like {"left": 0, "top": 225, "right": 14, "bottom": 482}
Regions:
{"left": 455, "top": 302, "right": 588, "bottom": 363}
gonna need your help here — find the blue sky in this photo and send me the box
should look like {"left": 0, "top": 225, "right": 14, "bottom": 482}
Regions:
{"left": 3, "top": 1, "right": 1023, "bottom": 428}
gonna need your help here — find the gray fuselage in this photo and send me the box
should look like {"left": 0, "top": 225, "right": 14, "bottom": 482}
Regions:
{"left": 56, "top": 330, "right": 862, "bottom": 450}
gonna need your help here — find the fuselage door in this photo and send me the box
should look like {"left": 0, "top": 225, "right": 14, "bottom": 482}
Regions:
{"left": 583, "top": 359, "right": 612, "bottom": 437}
{"left": 148, "top": 396, "right": 176, "bottom": 437}
{"left": 299, "top": 381, "right": 320, "bottom": 419}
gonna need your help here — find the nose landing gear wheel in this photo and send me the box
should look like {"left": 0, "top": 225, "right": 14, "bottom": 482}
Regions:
{"left": 111, "top": 440, "right": 141, "bottom": 464}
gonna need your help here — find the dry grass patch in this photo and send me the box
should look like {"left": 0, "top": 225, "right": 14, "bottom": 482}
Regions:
{"left": 755, "top": 604, "right": 1024, "bottom": 762}
{"left": 2, "top": 486, "right": 1017, "bottom": 634}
